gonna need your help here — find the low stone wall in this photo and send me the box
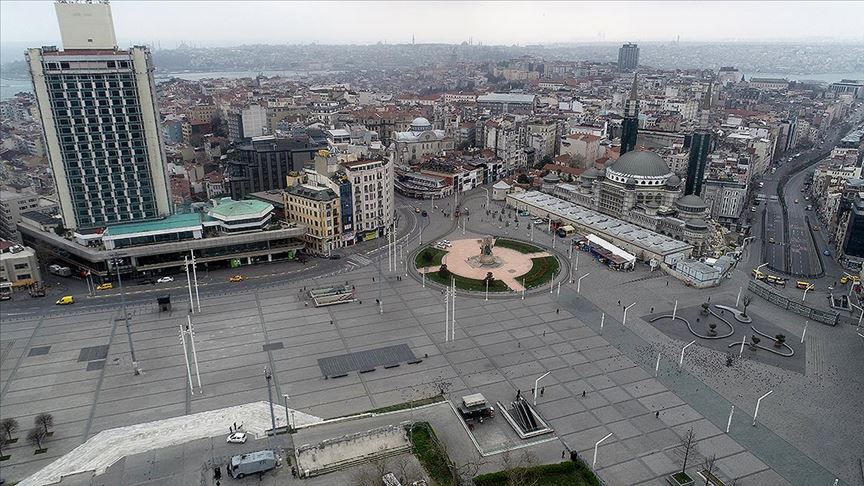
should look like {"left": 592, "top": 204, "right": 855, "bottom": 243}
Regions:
{"left": 747, "top": 280, "right": 838, "bottom": 326}
{"left": 295, "top": 423, "right": 412, "bottom": 477}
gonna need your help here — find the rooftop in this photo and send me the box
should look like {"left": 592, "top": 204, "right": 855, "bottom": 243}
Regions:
{"left": 209, "top": 198, "right": 273, "bottom": 218}
{"left": 285, "top": 184, "right": 338, "bottom": 201}
{"left": 477, "top": 93, "right": 537, "bottom": 104}
{"left": 103, "top": 213, "right": 202, "bottom": 237}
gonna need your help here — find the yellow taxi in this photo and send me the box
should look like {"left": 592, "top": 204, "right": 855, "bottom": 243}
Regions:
{"left": 229, "top": 275, "right": 246, "bottom": 282}
{"left": 56, "top": 295, "right": 74, "bottom": 305}
{"left": 96, "top": 282, "right": 114, "bottom": 291}
{"left": 841, "top": 275, "right": 849, "bottom": 284}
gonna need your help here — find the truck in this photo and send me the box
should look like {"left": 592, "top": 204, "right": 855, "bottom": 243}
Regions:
{"left": 0, "top": 283, "right": 12, "bottom": 301}
{"left": 48, "top": 264, "right": 72, "bottom": 277}
{"left": 457, "top": 393, "right": 494, "bottom": 423}
{"left": 228, "top": 450, "right": 277, "bottom": 479}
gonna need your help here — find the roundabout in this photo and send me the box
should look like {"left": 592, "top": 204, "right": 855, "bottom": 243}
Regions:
{"left": 414, "top": 236, "right": 560, "bottom": 293}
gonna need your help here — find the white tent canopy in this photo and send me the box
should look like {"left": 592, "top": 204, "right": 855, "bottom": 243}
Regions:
{"left": 586, "top": 233, "right": 637, "bottom": 265}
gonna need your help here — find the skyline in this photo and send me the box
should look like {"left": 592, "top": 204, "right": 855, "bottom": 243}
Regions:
{"left": 1, "top": 0, "right": 863, "bottom": 51}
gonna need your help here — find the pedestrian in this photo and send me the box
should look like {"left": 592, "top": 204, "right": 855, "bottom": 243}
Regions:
{"left": 556, "top": 308, "right": 560, "bottom": 314}
{"left": 562, "top": 449, "right": 566, "bottom": 459}
{"left": 330, "top": 320, "right": 333, "bottom": 325}
{"left": 582, "top": 390, "right": 586, "bottom": 398}
{"left": 516, "top": 389, "right": 521, "bottom": 398}
{"left": 540, "top": 387, "right": 545, "bottom": 396}
{"left": 518, "top": 342, "right": 521, "bottom": 348}
{"left": 666, "top": 281, "right": 669, "bottom": 287}
{"left": 655, "top": 410, "right": 660, "bottom": 418}
{"left": 543, "top": 330, "right": 547, "bottom": 337}
{"left": 291, "top": 466, "right": 297, "bottom": 478}
{"left": 618, "top": 300, "right": 621, "bottom": 306}
{"left": 650, "top": 307, "right": 654, "bottom": 313}
{"left": 707, "top": 296, "right": 711, "bottom": 302}
{"left": 233, "top": 422, "right": 237, "bottom": 431}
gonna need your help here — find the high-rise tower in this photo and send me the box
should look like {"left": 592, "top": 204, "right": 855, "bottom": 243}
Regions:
{"left": 620, "top": 73, "right": 639, "bottom": 156}
{"left": 685, "top": 83, "right": 713, "bottom": 196}
{"left": 28, "top": 0, "right": 171, "bottom": 231}
{"left": 617, "top": 43, "right": 639, "bottom": 72}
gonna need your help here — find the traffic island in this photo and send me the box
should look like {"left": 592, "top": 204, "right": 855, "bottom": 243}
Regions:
{"left": 414, "top": 237, "right": 560, "bottom": 293}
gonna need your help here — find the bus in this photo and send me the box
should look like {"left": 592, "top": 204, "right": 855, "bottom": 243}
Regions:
{"left": 766, "top": 275, "right": 786, "bottom": 286}
{"left": 751, "top": 269, "right": 766, "bottom": 280}
{"left": 796, "top": 281, "right": 814, "bottom": 290}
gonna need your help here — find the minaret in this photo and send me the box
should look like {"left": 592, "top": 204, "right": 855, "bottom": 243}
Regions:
{"left": 620, "top": 73, "right": 639, "bottom": 156}
{"left": 685, "top": 82, "right": 713, "bottom": 196}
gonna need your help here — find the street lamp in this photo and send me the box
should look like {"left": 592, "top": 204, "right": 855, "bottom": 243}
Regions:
{"left": 622, "top": 302, "right": 636, "bottom": 327}
{"left": 752, "top": 390, "right": 773, "bottom": 426}
{"left": 533, "top": 372, "right": 551, "bottom": 406}
{"left": 593, "top": 432, "right": 613, "bottom": 468}
{"left": 264, "top": 367, "right": 276, "bottom": 433}
{"left": 577, "top": 272, "right": 590, "bottom": 294}
{"left": 111, "top": 256, "right": 139, "bottom": 375}
{"left": 679, "top": 340, "right": 696, "bottom": 367}
{"left": 283, "top": 394, "right": 294, "bottom": 432}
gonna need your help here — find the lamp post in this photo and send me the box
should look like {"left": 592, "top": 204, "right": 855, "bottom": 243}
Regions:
{"left": 112, "top": 257, "right": 139, "bottom": 375}
{"left": 726, "top": 405, "right": 735, "bottom": 433}
{"left": 803, "top": 285, "right": 810, "bottom": 302}
{"left": 577, "top": 272, "right": 590, "bottom": 294}
{"left": 736, "top": 286, "right": 742, "bottom": 308}
{"left": 593, "top": 432, "right": 613, "bottom": 468}
{"left": 752, "top": 390, "right": 773, "bottom": 426}
{"left": 283, "top": 394, "right": 293, "bottom": 432}
{"left": 801, "top": 320, "right": 808, "bottom": 343}
{"left": 485, "top": 278, "right": 489, "bottom": 301}
{"left": 190, "top": 249, "right": 201, "bottom": 313}
{"left": 679, "top": 340, "right": 696, "bottom": 367}
{"left": 184, "top": 255, "right": 194, "bottom": 315}
{"left": 672, "top": 300, "right": 678, "bottom": 320}
{"left": 623, "top": 302, "right": 636, "bottom": 327}
{"left": 654, "top": 351, "right": 661, "bottom": 376}
{"left": 600, "top": 313, "right": 605, "bottom": 335}
{"left": 482, "top": 187, "right": 490, "bottom": 207}
{"left": 264, "top": 367, "right": 276, "bottom": 433}
{"left": 533, "top": 372, "right": 551, "bottom": 406}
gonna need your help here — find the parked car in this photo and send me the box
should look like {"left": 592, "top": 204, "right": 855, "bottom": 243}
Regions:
{"left": 226, "top": 432, "right": 247, "bottom": 444}
{"left": 823, "top": 250, "right": 831, "bottom": 256}
{"left": 156, "top": 276, "right": 174, "bottom": 283}
{"left": 96, "top": 283, "right": 113, "bottom": 291}
{"left": 415, "top": 207, "right": 421, "bottom": 213}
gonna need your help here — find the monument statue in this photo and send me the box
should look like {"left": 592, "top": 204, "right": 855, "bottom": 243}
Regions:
{"left": 479, "top": 235, "right": 496, "bottom": 265}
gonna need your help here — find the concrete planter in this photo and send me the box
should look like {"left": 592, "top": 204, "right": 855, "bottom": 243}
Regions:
{"left": 667, "top": 472, "right": 694, "bottom": 486}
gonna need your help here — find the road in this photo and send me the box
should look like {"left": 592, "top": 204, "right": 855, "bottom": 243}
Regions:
{"left": 0, "top": 193, "right": 460, "bottom": 319}
{"left": 760, "top": 105, "right": 864, "bottom": 277}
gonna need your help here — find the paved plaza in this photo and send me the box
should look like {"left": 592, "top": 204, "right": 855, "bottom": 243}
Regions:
{"left": 1, "top": 194, "right": 862, "bottom": 485}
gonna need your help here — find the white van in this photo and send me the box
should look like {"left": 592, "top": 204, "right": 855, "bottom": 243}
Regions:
{"left": 229, "top": 450, "right": 277, "bottom": 479}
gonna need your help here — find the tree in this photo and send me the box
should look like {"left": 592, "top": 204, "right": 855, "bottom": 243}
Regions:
{"left": 422, "top": 250, "right": 433, "bottom": 264}
{"left": 0, "top": 418, "right": 19, "bottom": 444}
{"left": 774, "top": 334, "right": 786, "bottom": 347}
{"left": 500, "top": 449, "right": 540, "bottom": 486}
{"left": 750, "top": 335, "right": 761, "bottom": 350}
{"left": 53, "top": 225, "right": 66, "bottom": 237}
{"left": 517, "top": 174, "right": 530, "bottom": 185}
{"left": 708, "top": 323, "right": 717, "bottom": 336}
{"left": 439, "top": 264, "right": 450, "bottom": 279}
{"left": 27, "top": 427, "right": 46, "bottom": 452}
{"left": 541, "top": 155, "right": 553, "bottom": 166}
{"left": 703, "top": 453, "right": 718, "bottom": 485}
{"left": 678, "top": 427, "right": 696, "bottom": 476}
{"left": 34, "top": 413, "right": 54, "bottom": 436}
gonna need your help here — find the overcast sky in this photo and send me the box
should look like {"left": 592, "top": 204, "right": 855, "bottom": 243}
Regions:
{"left": 1, "top": 0, "right": 863, "bottom": 49}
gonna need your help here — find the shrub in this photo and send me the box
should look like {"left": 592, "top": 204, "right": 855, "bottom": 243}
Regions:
{"left": 439, "top": 264, "right": 450, "bottom": 279}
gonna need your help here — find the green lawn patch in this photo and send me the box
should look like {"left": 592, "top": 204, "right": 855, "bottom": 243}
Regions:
{"left": 493, "top": 238, "right": 543, "bottom": 254}
{"left": 415, "top": 247, "right": 448, "bottom": 268}
{"left": 473, "top": 460, "right": 601, "bottom": 486}
{"left": 672, "top": 471, "right": 693, "bottom": 483}
{"left": 519, "top": 256, "right": 560, "bottom": 289}
{"left": 426, "top": 269, "right": 510, "bottom": 292}
{"left": 409, "top": 422, "right": 454, "bottom": 486}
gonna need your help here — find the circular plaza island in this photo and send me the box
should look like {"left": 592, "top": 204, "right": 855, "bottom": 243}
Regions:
{"left": 414, "top": 236, "right": 560, "bottom": 293}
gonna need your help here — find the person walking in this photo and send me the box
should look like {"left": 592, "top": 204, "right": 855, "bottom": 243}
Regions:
{"left": 582, "top": 390, "right": 586, "bottom": 398}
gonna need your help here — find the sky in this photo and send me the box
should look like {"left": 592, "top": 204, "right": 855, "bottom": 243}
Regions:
{"left": 1, "top": 0, "right": 863, "bottom": 51}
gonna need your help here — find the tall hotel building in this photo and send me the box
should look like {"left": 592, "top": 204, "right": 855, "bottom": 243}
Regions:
{"left": 27, "top": 1, "right": 171, "bottom": 231}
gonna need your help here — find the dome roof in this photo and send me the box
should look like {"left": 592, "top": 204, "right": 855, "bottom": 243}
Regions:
{"left": 409, "top": 117, "right": 432, "bottom": 132}
{"left": 582, "top": 167, "right": 600, "bottom": 179}
{"left": 609, "top": 151, "right": 671, "bottom": 178}
{"left": 543, "top": 173, "right": 560, "bottom": 183}
{"left": 666, "top": 174, "right": 681, "bottom": 186}
{"left": 685, "top": 218, "right": 709, "bottom": 230}
{"left": 677, "top": 194, "right": 708, "bottom": 210}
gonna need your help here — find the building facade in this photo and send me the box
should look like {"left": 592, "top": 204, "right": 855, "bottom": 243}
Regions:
{"left": 27, "top": 2, "right": 171, "bottom": 231}
{"left": 284, "top": 184, "right": 341, "bottom": 255}
{"left": 226, "top": 135, "right": 323, "bottom": 199}
{"left": 617, "top": 43, "right": 639, "bottom": 72}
